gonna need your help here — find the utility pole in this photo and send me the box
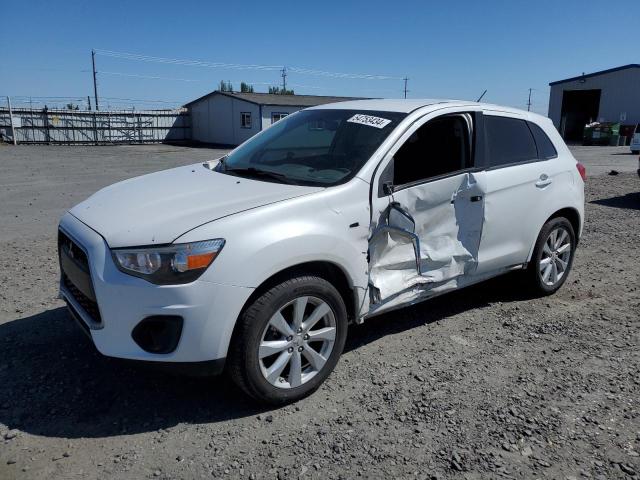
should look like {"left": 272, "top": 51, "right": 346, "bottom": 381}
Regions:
{"left": 403, "top": 77, "right": 409, "bottom": 99}
{"left": 7, "top": 96, "right": 17, "bottom": 145}
{"left": 527, "top": 88, "right": 533, "bottom": 111}
{"left": 87, "top": 95, "right": 92, "bottom": 111}
{"left": 92, "top": 49, "right": 100, "bottom": 110}
{"left": 281, "top": 66, "right": 287, "bottom": 93}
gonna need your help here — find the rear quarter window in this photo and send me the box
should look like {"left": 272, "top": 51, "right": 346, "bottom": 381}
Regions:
{"left": 485, "top": 116, "right": 538, "bottom": 168}
{"left": 528, "top": 122, "right": 558, "bottom": 160}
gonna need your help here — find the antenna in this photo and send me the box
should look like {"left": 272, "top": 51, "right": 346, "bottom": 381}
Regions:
{"left": 476, "top": 90, "right": 487, "bottom": 102}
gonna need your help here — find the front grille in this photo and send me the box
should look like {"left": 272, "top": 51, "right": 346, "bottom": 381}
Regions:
{"left": 58, "top": 230, "right": 102, "bottom": 325}
{"left": 62, "top": 272, "right": 102, "bottom": 324}
{"left": 58, "top": 231, "right": 89, "bottom": 270}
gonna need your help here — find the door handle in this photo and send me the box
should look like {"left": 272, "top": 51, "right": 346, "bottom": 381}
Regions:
{"left": 452, "top": 195, "right": 482, "bottom": 203}
{"left": 535, "top": 174, "right": 552, "bottom": 188}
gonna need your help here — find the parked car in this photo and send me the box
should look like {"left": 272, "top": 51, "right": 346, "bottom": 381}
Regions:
{"left": 630, "top": 123, "right": 640, "bottom": 154}
{"left": 58, "top": 100, "right": 585, "bottom": 404}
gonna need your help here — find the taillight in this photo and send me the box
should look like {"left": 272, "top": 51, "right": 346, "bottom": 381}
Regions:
{"left": 576, "top": 162, "right": 586, "bottom": 181}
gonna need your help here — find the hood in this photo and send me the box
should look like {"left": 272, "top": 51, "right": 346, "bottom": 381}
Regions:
{"left": 70, "top": 163, "right": 322, "bottom": 247}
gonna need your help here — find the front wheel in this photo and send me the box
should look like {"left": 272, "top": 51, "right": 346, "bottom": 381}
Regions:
{"left": 526, "top": 217, "right": 576, "bottom": 295}
{"left": 227, "top": 275, "right": 348, "bottom": 404}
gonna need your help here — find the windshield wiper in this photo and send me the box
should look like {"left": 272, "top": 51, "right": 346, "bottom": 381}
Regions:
{"left": 224, "top": 167, "right": 296, "bottom": 184}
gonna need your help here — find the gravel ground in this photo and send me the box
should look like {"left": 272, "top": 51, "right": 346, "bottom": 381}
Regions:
{"left": 0, "top": 144, "right": 638, "bottom": 480}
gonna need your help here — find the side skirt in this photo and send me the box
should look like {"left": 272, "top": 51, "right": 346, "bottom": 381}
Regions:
{"left": 360, "top": 264, "right": 526, "bottom": 321}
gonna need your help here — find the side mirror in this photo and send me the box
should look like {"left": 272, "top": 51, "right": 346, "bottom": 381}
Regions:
{"left": 387, "top": 202, "right": 415, "bottom": 233}
{"left": 204, "top": 155, "right": 227, "bottom": 171}
{"left": 382, "top": 182, "right": 395, "bottom": 196}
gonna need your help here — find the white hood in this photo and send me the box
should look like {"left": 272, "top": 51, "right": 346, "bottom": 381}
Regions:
{"left": 70, "top": 163, "right": 322, "bottom": 248}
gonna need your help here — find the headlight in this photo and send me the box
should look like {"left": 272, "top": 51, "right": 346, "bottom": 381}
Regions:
{"left": 112, "top": 239, "right": 225, "bottom": 285}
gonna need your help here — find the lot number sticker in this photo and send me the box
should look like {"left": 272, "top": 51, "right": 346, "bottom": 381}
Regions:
{"left": 347, "top": 114, "right": 392, "bottom": 129}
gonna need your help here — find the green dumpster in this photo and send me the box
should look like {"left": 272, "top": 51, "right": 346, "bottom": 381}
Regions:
{"left": 583, "top": 122, "right": 620, "bottom": 146}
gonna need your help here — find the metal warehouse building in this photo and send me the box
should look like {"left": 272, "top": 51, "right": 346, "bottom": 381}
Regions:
{"left": 548, "top": 64, "right": 640, "bottom": 141}
{"left": 185, "top": 91, "right": 360, "bottom": 145}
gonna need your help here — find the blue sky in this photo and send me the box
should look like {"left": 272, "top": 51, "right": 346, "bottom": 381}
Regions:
{"left": 1, "top": 0, "right": 639, "bottom": 114}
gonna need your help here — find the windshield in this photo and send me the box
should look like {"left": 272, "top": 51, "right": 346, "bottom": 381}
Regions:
{"left": 218, "top": 109, "right": 406, "bottom": 186}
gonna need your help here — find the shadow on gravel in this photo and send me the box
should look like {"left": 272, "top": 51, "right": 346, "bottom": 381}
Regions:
{"left": 0, "top": 274, "right": 531, "bottom": 439}
{"left": 590, "top": 192, "right": 640, "bottom": 210}
{"left": 345, "top": 272, "right": 533, "bottom": 353}
{"left": 0, "top": 307, "right": 264, "bottom": 439}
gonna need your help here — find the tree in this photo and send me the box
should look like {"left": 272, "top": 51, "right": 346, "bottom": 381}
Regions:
{"left": 268, "top": 86, "right": 295, "bottom": 95}
{"left": 218, "top": 80, "right": 234, "bottom": 92}
{"left": 240, "top": 82, "right": 254, "bottom": 93}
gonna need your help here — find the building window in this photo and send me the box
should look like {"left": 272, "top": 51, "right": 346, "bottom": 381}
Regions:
{"left": 271, "top": 112, "right": 288, "bottom": 123}
{"left": 241, "top": 112, "right": 252, "bottom": 129}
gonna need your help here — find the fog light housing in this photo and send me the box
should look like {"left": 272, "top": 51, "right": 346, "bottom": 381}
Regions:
{"left": 132, "top": 315, "right": 183, "bottom": 354}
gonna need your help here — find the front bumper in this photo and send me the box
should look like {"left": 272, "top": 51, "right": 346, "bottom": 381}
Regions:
{"left": 58, "top": 212, "right": 254, "bottom": 364}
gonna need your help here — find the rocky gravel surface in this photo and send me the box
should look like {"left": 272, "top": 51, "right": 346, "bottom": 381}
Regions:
{"left": 0, "top": 145, "right": 638, "bottom": 479}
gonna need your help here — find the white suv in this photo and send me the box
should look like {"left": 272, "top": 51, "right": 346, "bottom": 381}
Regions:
{"left": 58, "top": 100, "right": 585, "bottom": 403}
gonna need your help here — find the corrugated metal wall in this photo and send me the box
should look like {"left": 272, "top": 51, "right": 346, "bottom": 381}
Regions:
{"left": 0, "top": 108, "right": 190, "bottom": 144}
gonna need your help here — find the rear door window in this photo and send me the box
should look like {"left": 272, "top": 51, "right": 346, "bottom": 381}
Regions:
{"left": 485, "top": 116, "right": 537, "bottom": 168}
{"left": 528, "top": 122, "right": 558, "bottom": 160}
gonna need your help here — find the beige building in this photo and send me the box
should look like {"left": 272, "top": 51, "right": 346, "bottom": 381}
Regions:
{"left": 185, "top": 91, "right": 360, "bottom": 146}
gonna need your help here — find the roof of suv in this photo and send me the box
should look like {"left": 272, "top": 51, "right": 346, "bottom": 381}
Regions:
{"left": 309, "top": 98, "right": 535, "bottom": 117}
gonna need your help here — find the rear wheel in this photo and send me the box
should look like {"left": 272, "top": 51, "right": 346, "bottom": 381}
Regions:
{"left": 527, "top": 217, "right": 576, "bottom": 295}
{"left": 227, "top": 275, "right": 348, "bottom": 404}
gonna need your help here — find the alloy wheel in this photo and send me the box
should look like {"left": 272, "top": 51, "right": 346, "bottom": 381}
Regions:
{"left": 539, "top": 226, "right": 572, "bottom": 287}
{"left": 258, "top": 296, "right": 337, "bottom": 389}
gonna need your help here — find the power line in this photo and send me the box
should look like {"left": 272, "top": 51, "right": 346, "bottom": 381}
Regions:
{"left": 99, "top": 71, "right": 205, "bottom": 82}
{"left": 288, "top": 66, "right": 402, "bottom": 81}
{"left": 94, "top": 49, "right": 282, "bottom": 71}
{"left": 11, "top": 95, "right": 87, "bottom": 99}
{"left": 94, "top": 49, "right": 403, "bottom": 81}
{"left": 101, "top": 96, "right": 183, "bottom": 104}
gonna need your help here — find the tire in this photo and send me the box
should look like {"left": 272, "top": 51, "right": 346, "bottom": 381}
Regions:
{"left": 526, "top": 217, "right": 576, "bottom": 295}
{"left": 227, "top": 275, "right": 348, "bottom": 404}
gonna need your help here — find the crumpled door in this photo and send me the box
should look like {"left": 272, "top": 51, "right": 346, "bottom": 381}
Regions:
{"left": 368, "top": 171, "right": 486, "bottom": 313}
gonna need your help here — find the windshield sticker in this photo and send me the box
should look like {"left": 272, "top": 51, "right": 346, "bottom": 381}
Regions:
{"left": 347, "top": 114, "right": 392, "bottom": 129}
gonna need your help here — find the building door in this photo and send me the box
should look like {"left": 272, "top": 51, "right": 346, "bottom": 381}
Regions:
{"left": 560, "top": 89, "right": 601, "bottom": 142}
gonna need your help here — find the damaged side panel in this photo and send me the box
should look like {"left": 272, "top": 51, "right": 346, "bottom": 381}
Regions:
{"left": 367, "top": 171, "right": 486, "bottom": 315}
